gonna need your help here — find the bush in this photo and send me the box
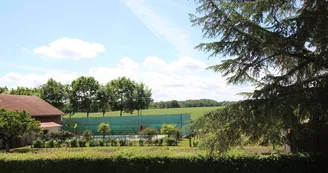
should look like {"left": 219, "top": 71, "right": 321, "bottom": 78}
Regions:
{"left": 104, "top": 139, "right": 112, "bottom": 146}
{"left": 128, "top": 140, "right": 134, "bottom": 146}
{"left": 53, "top": 139, "right": 62, "bottom": 148}
{"left": 193, "top": 140, "right": 199, "bottom": 147}
{"left": 138, "top": 139, "right": 144, "bottom": 146}
{"left": 154, "top": 139, "right": 159, "bottom": 146}
{"left": 1, "top": 155, "right": 327, "bottom": 173}
{"left": 32, "top": 139, "right": 43, "bottom": 148}
{"left": 99, "top": 140, "right": 104, "bottom": 146}
{"left": 78, "top": 139, "right": 86, "bottom": 147}
{"left": 139, "top": 127, "right": 158, "bottom": 143}
{"left": 165, "top": 137, "right": 177, "bottom": 146}
{"left": 119, "top": 139, "right": 127, "bottom": 146}
{"left": 44, "top": 140, "right": 54, "bottom": 148}
{"left": 159, "top": 138, "right": 164, "bottom": 146}
{"left": 68, "top": 138, "right": 78, "bottom": 147}
{"left": 88, "top": 140, "right": 99, "bottom": 147}
{"left": 82, "top": 130, "right": 93, "bottom": 141}
{"left": 49, "top": 130, "right": 74, "bottom": 140}
{"left": 111, "top": 139, "right": 118, "bottom": 146}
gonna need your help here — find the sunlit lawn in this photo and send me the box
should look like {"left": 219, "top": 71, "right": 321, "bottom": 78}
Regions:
{"left": 64, "top": 107, "right": 224, "bottom": 120}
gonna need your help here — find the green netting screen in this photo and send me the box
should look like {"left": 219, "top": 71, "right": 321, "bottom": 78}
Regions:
{"left": 63, "top": 114, "right": 191, "bottom": 136}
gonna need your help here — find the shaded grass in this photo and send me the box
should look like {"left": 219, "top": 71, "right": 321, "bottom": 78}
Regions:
{"left": 64, "top": 106, "right": 223, "bottom": 120}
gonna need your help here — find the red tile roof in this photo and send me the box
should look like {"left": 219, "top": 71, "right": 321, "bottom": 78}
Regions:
{"left": 0, "top": 94, "right": 64, "bottom": 116}
{"left": 40, "top": 122, "right": 62, "bottom": 128}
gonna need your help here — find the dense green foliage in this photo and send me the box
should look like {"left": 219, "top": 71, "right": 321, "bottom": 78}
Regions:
{"left": 139, "top": 127, "right": 158, "bottom": 143}
{"left": 9, "top": 87, "right": 40, "bottom": 96}
{"left": 190, "top": 0, "right": 328, "bottom": 153}
{"left": 0, "top": 153, "right": 327, "bottom": 173}
{"left": 106, "top": 77, "right": 136, "bottom": 116}
{"left": 39, "top": 78, "right": 67, "bottom": 109}
{"left": 98, "top": 123, "right": 111, "bottom": 140}
{"left": 82, "top": 130, "right": 93, "bottom": 141}
{"left": 0, "top": 108, "right": 40, "bottom": 152}
{"left": 160, "top": 124, "right": 177, "bottom": 137}
{"left": 0, "top": 87, "right": 8, "bottom": 94}
{"left": 70, "top": 76, "right": 100, "bottom": 118}
{"left": 151, "top": 99, "right": 234, "bottom": 109}
{"left": 1, "top": 77, "right": 153, "bottom": 117}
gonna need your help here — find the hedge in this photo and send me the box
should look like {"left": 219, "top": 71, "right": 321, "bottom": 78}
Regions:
{"left": 0, "top": 155, "right": 327, "bottom": 173}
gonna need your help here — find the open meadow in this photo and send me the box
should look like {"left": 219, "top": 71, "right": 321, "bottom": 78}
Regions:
{"left": 64, "top": 106, "right": 223, "bottom": 119}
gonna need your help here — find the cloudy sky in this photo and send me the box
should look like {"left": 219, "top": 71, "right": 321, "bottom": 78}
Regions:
{"left": 0, "top": 0, "right": 253, "bottom": 101}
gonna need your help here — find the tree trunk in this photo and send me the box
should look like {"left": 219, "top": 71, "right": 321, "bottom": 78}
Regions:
{"left": 189, "top": 138, "right": 192, "bottom": 147}
{"left": 120, "top": 110, "right": 122, "bottom": 116}
{"left": 103, "top": 133, "right": 105, "bottom": 141}
{"left": 103, "top": 111, "right": 105, "bottom": 117}
{"left": 87, "top": 111, "right": 89, "bottom": 118}
{"left": 138, "top": 110, "right": 140, "bottom": 116}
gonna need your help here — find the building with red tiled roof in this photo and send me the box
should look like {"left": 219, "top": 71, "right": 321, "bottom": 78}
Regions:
{"left": 0, "top": 94, "right": 64, "bottom": 131}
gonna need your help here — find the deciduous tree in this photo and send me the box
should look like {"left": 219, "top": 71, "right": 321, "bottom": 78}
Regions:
{"left": 106, "top": 77, "right": 135, "bottom": 116}
{"left": 70, "top": 76, "right": 99, "bottom": 118}
{"left": 0, "top": 108, "right": 40, "bottom": 152}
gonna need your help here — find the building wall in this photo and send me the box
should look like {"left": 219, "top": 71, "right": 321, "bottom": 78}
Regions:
{"left": 33, "top": 115, "right": 62, "bottom": 124}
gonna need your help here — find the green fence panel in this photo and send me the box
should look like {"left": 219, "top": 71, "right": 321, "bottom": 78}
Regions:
{"left": 63, "top": 114, "right": 191, "bottom": 136}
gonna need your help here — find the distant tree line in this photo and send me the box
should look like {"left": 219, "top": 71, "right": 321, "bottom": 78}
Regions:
{"left": 150, "top": 99, "right": 235, "bottom": 109}
{"left": 0, "top": 77, "right": 152, "bottom": 117}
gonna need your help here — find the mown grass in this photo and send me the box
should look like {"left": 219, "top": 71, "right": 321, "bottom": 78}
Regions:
{"left": 64, "top": 106, "right": 223, "bottom": 119}
{"left": 0, "top": 146, "right": 206, "bottom": 160}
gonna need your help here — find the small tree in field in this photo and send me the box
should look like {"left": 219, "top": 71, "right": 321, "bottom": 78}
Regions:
{"left": 98, "top": 123, "right": 111, "bottom": 140}
{"left": 0, "top": 108, "right": 40, "bottom": 152}
{"left": 82, "top": 129, "right": 93, "bottom": 141}
{"left": 139, "top": 127, "right": 158, "bottom": 143}
{"left": 160, "top": 124, "right": 177, "bottom": 137}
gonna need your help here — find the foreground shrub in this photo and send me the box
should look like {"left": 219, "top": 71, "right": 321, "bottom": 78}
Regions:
{"left": 165, "top": 137, "right": 177, "bottom": 146}
{"left": 139, "top": 127, "right": 158, "bottom": 143}
{"left": 159, "top": 138, "right": 164, "bottom": 146}
{"left": 88, "top": 140, "right": 99, "bottom": 147}
{"left": 68, "top": 138, "right": 78, "bottom": 148}
{"left": 99, "top": 140, "right": 104, "bottom": 146}
{"left": 82, "top": 130, "right": 93, "bottom": 141}
{"left": 119, "top": 139, "right": 127, "bottom": 146}
{"left": 111, "top": 139, "right": 118, "bottom": 146}
{"left": 138, "top": 139, "right": 144, "bottom": 146}
{"left": 1, "top": 154, "right": 327, "bottom": 173}
{"left": 44, "top": 140, "right": 54, "bottom": 148}
{"left": 128, "top": 140, "right": 134, "bottom": 146}
{"left": 32, "top": 139, "right": 43, "bottom": 148}
{"left": 78, "top": 139, "right": 86, "bottom": 147}
{"left": 53, "top": 139, "right": 62, "bottom": 148}
{"left": 193, "top": 140, "right": 199, "bottom": 147}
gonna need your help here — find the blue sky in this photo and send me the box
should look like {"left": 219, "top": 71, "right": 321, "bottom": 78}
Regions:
{"left": 0, "top": 0, "right": 252, "bottom": 101}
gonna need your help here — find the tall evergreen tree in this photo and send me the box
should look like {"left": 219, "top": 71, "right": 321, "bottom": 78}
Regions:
{"left": 190, "top": 0, "right": 328, "bottom": 153}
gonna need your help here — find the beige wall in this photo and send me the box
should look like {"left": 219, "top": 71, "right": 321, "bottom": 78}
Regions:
{"left": 43, "top": 126, "right": 61, "bottom": 133}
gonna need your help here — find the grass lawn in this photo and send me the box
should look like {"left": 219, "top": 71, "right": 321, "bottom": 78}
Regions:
{"left": 64, "top": 106, "right": 224, "bottom": 120}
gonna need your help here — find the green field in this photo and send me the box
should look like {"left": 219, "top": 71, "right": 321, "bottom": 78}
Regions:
{"left": 64, "top": 106, "right": 223, "bottom": 120}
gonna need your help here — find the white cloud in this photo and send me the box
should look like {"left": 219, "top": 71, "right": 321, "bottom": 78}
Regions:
{"left": 34, "top": 38, "right": 105, "bottom": 59}
{"left": 0, "top": 56, "right": 253, "bottom": 101}
{"left": 0, "top": 72, "right": 77, "bottom": 88}
{"left": 89, "top": 57, "right": 139, "bottom": 84}
{"left": 123, "top": 0, "right": 192, "bottom": 56}
{"left": 143, "top": 56, "right": 207, "bottom": 73}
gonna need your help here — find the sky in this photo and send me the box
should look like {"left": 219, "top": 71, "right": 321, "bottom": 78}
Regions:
{"left": 0, "top": 0, "right": 253, "bottom": 101}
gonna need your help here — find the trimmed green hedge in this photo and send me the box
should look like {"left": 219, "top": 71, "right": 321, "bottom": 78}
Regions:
{"left": 0, "top": 155, "right": 327, "bottom": 173}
